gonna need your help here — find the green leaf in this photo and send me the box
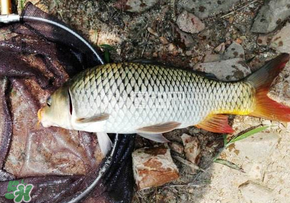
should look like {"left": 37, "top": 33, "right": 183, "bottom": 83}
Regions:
{"left": 99, "top": 44, "right": 115, "bottom": 51}
{"left": 227, "top": 126, "right": 268, "bottom": 145}
{"left": 104, "top": 51, "right": 110, "bottom": 63}
{"left": 214, "top": 158, "right": 244, "bottom": 173}
{"left": 99, "top": 44, "right": 115, "bottom": 63}
{"left": 223, "top": 134, "right": 228, "bottom": 146}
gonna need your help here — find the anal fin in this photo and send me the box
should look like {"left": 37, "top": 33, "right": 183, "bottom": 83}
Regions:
{"left": 137, "top": 122, "right": 181, "bottom": 134}
{"left": 195, "top": 114, "right": 234, "bottom": 134}
{"left": 97, "top": 132, "right": 112, "bottom": 156}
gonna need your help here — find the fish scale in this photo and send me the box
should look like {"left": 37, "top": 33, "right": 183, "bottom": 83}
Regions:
{"left": 68, "top": 63, "right": 255, "bottom": 133}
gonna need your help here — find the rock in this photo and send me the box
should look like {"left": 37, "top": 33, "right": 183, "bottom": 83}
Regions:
{"left": 233, "top": 132, "right": 280, "bottom": 162}
{"left": 223, "top": 42, "right": 245, "bottom": 60}
{"left": 204, "top": 42, "right": 245, "bottom": 63}
{"left": 270, "top": 23, "right": 290, "bottom": 53}
{"left": 132, "top": 146, "right": 179, "bottom": 190}
{"left": 159, "top": 36, "right": 169, "bottom": 45}
{"left": 214, "top": 42, "right": 226, "bottom": 54}
{"left": 239, "top": 181, "right": 274, "bottom": 203}
{"left": 169, "top": 142, "right": 184, "bottom": 154}
{"left": 194, "top": 58, "right": 251, "bottom": 81}
{"left": 251, "top": 0, "right": 290, "bottom": 34}
{"left": 181, "top": 134, "right": 201, "bottom": 165}
{"left": 176, "top": 11, "right": 205, "bottom": 34}
{"left": 178, "top": 0, "right": 240, "bottom": 19}
{"left": 114, "top": 0, "right": 159, "bottom": 13}
{"left": 257, "top": 35, "right": 271, "bottom": 46}
{"left": 172, "top": 24, "right": 195, "bottom": 49}
{"left": 268, "top": 62, "right": 290, "bottom": 107}
{"left": 204, "top": 53, "right": 221, "bottom": 63}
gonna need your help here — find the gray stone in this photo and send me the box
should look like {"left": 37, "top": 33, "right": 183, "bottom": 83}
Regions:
{"left": 223, "top": 42, "right": 245, "bottom": 60}
{"left": 114, "top": 0, "right": 159, "bottom": 13}
{"left": 270, "top": 23, "right": 290, "bottom": 54}
{"left": 268, "top": 62, "right": 290, "bottom": 107}
{"left": 251, "top": 0, "right": 290, "bottom": 34}
{"left": 204, "top": 42, "right": 245, "bottom": 62}
{"left": 194, "top": 58, "right": 251, "bottom": 81}
{"left": 178, "top": 0, "right": 240, "bottom": 19}
{"left": 176, "top": 11, "right": 205, "bottom": 34}
{"left": 172, "top": 24, "right": 195, "bottom": 48}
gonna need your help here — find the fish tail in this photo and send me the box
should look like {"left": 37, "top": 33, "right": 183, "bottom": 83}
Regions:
{"left": 246, "top": 53, "right": 290, "bottom": 121}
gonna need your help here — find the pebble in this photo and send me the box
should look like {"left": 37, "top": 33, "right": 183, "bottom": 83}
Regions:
{"left": 257, "top": 35, "right": 271, "bottom": 46}
{"left": 114, "top": 0, "right": 159, "bottom": 12}
{"left": 181, "top": 134, "right": 201, "bottom": 165}
{"left": 147, "top": 27, "right": 159, "bottom": 37}
{"left": 132, "top": 146, "right": 179, "bottom": 190}
{"left": 194, "top": 58, "right": 251, "bottom": 81}
{"left": 172, "top": 24, "right": 195, "bottom": 48}
{"left": 178, "top": 0, "right": 240, "bottom": 19}
{"left": 176, "top": 11, "right": 205, "bottom": 34}
{"left": 214, "top": 42, "right": 226, "bottom": 54}
{"left": 270, "top": 23, "right": 290, "bottom": 54}
{"left": 169, "top": 142, "right": 184, "bottom": 154}
{"left": 223, "top": 42, "right": 245, "bottom": 60}
{"left": 159, "top": 36, "right": 169, "bottom": 45}
{"left": 251, "top": 0, "right": 290, "bottom": 34}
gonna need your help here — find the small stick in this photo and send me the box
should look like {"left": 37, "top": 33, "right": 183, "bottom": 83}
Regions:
{"left": 221, "top": 0, "right": 259, "bottom": 18}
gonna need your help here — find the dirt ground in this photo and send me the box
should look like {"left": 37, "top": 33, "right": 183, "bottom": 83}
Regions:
{"left": 11, "top": 0, "right": 290, "bottom": 202}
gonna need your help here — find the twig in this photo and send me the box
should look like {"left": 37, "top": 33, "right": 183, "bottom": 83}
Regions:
{"left": 221, "top": 0, "right": 259, "bottom": 18}
{"left": 170, "top": 0, "right": 176, "bottom": 21}
{"left": 173, "top": 155, "right": 204, "bottom": 172}
{"left": 165, "top": 183, "right": 203, "bottom": 188}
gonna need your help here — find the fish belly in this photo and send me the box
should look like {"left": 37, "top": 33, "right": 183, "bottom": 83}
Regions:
{"left": 69, "top": 63, "right": 255, "bottom": 133}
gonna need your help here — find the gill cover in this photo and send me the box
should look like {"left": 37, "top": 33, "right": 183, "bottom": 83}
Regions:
{"left": 39, "top": 85, "right": 73, "bottom": 129}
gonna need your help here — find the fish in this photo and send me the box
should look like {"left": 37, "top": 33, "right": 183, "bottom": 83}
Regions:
{"left": 38, "top": 53, "right": 290, "bottom": 154}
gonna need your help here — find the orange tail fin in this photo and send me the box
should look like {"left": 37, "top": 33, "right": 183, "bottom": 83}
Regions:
{"left": 246, "top": 53, "right": 290, "bottom": 121}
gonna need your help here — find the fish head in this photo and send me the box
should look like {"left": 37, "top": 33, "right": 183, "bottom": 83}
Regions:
{"left": 38, "top": 85, "right": 73, "bottom": 129}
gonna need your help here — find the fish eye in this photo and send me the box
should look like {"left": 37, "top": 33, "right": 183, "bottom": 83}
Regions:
{"left": 46, "top": 96, "right": 52, "bottom": 107}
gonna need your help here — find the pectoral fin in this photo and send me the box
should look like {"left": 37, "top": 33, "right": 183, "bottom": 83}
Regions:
{"left": 195, "top": 114, "right": 234, "bottom": 134}
{"left": 138, "top": 133, "right": 169, "bottom": 143}
{"left": 76, "top": 113, "right": 109, "bottom": 123}
{"left": 97, "top": 132, "right": 112, "bottom": 156}
{"left": 137, "top": 122, "right": 181, "bottom": 134}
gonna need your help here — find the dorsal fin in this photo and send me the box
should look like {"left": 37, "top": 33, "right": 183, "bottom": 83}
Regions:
{"left": 195, "top": 114, "right": 234, "bottom": 134}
